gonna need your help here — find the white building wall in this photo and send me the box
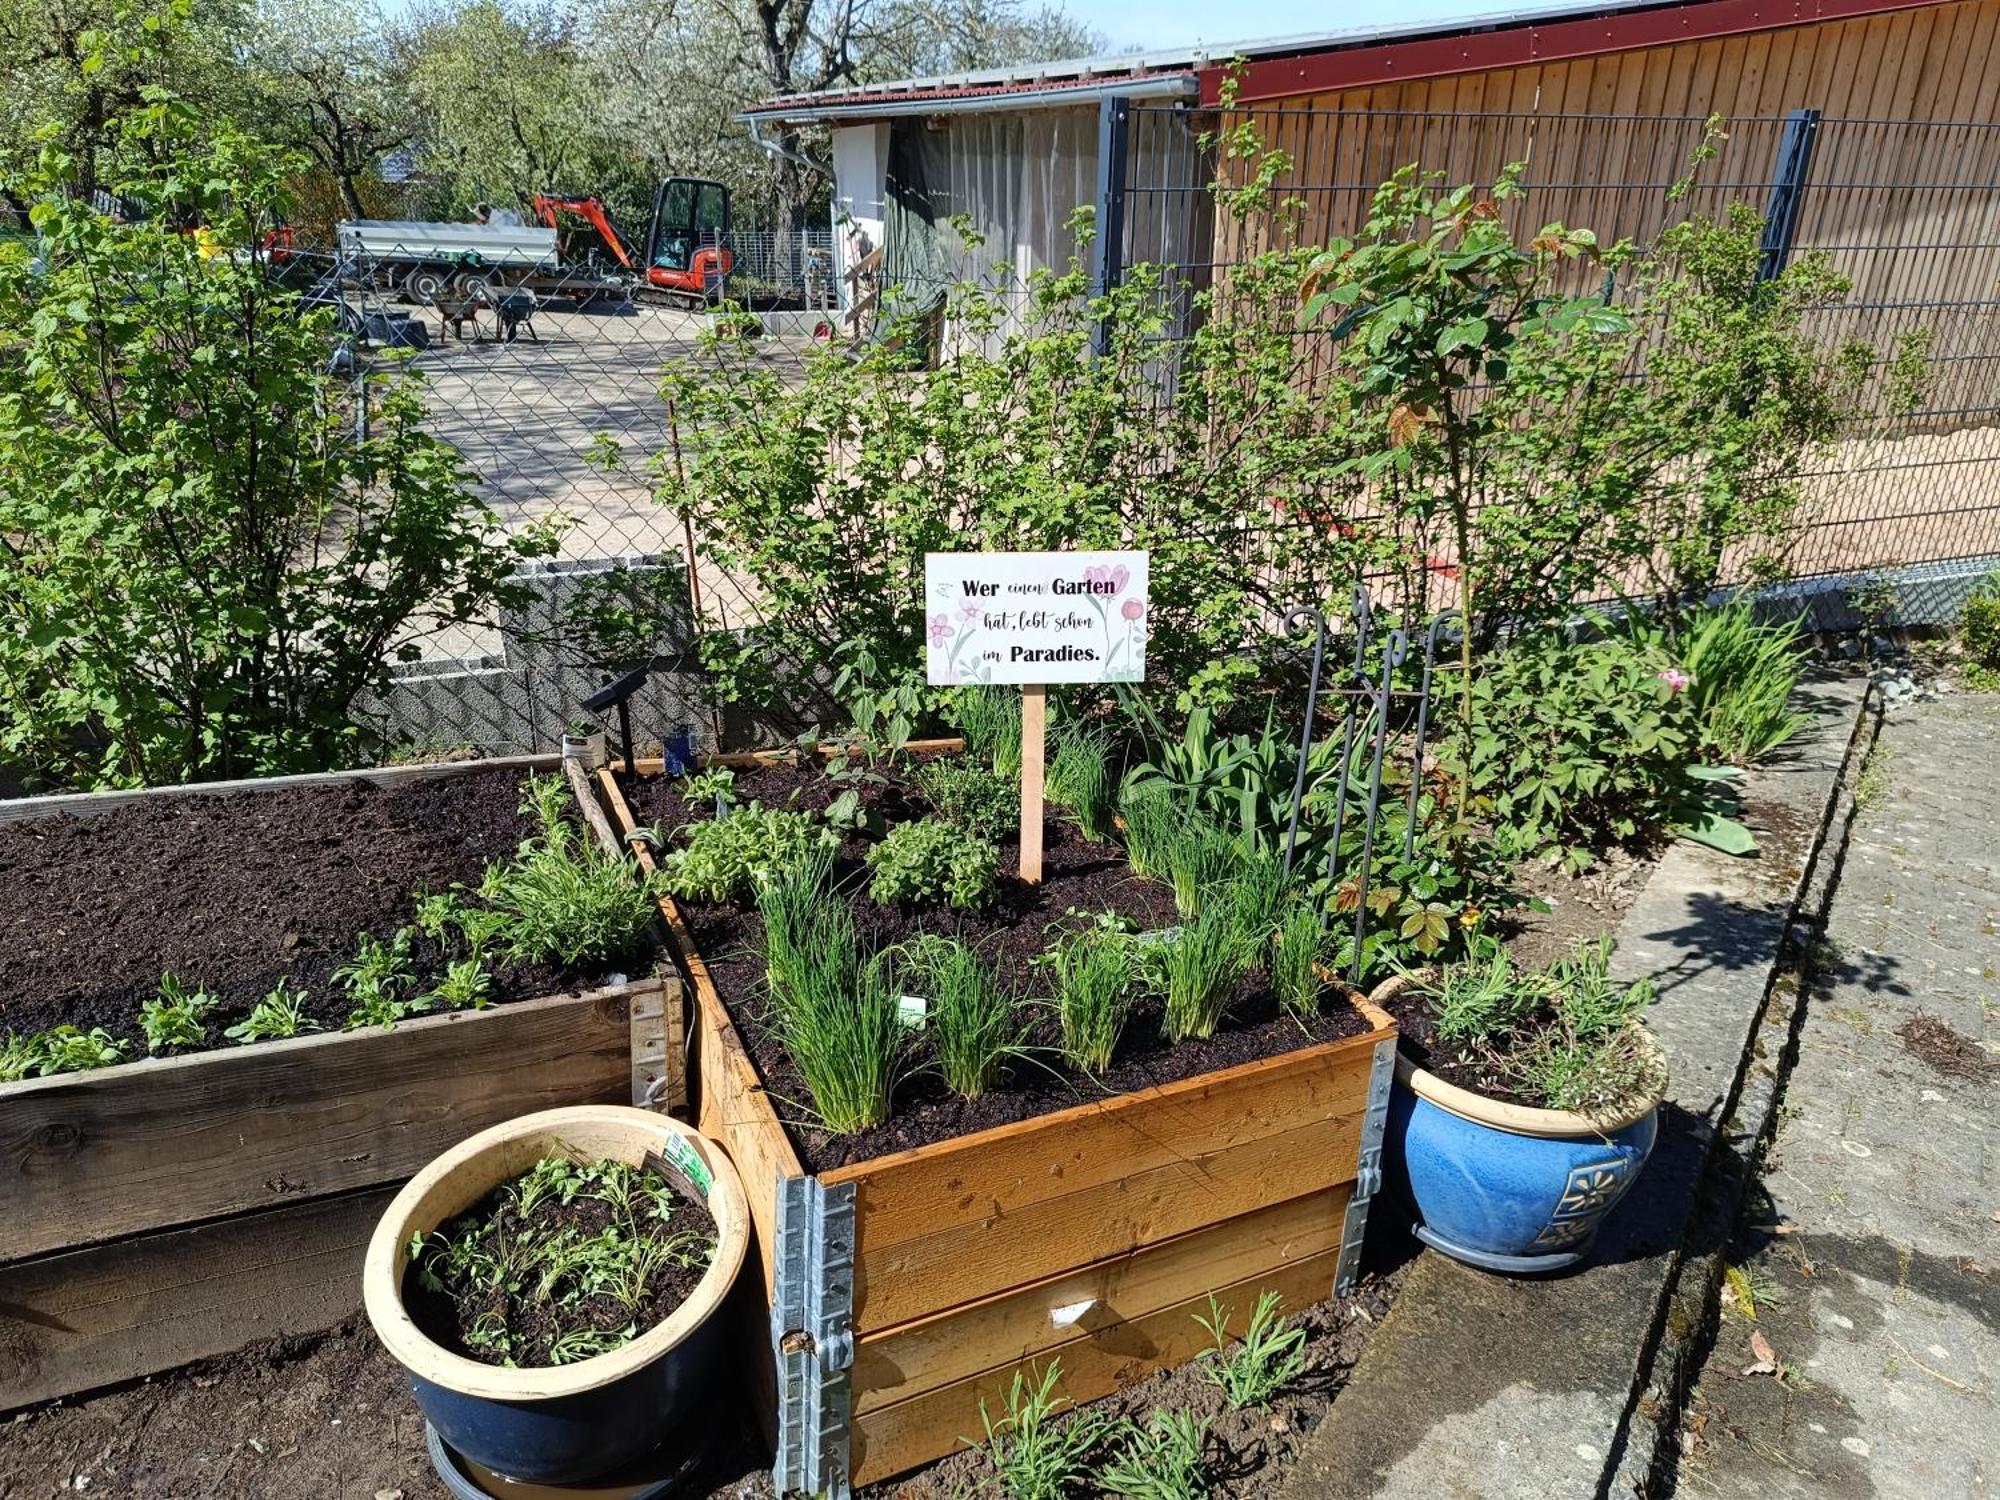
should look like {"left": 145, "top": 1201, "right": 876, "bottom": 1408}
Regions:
{"left": 829, "top": 123, "right": 889, "bottom": 311}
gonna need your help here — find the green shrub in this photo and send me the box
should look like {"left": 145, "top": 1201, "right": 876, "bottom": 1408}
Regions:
{"left": 865, "top": 818, "right": 999, "bottom": 910}
{"left": 915, "top": 757, "right": 1017, "bottom": 842}
{"left": 1962, "top": 570, "right": 2000, "bottom": 687}
{"left": 0, "top": 97, "right": 556, "bottom": 791}
{"left": 1459, "top": 631, "right": 1702, "bottom": 868}
{"left": 658, "top": 807, "right": 840, "bottom": 904}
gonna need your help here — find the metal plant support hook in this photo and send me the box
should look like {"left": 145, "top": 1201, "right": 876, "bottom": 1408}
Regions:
{"left": 1322, "top": 586, "right": 1376, "bottom": 878}
{"left": 1348, "top": 627, "right": 1409, "bottom": 982}
{"left": 1405, "top": 609, "right": 1463, "bottom": 859}
{"left": 1281, "top": 605, "right": 1329, "bottom": 874}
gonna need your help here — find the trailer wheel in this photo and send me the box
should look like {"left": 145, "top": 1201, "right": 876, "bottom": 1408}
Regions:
{"left": 405, "top": 267, "right": 446, "bottom": 306}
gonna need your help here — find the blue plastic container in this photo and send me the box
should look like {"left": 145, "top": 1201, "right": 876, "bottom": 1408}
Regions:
{"left": 1384, "top": 1049, "right": 1661, "bottom": 1274}
{"left": 365, "top": 1107, "right": 749, "bottom": 1486}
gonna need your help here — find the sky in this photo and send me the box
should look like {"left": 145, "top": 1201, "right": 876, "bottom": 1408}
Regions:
{"left": 1056, "top": 0, "right": 1504, "bottom": 53}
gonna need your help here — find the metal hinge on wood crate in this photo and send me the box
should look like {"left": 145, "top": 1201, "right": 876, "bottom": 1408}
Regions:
{"left": 773, "top": 1175, "right": 857, "bottom": 1500}
{"left": 1334, "top": 1035, "right": 1397, "bottom": 1298}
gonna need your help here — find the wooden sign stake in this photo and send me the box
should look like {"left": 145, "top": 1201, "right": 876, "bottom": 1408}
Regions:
{"left": 1019, "top": 684, "right": 1047, "bottom": 883}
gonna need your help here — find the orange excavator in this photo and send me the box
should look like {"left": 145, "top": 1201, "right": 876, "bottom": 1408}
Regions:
{"left": 532, "top": 177, "right": 733, "bottom": 303}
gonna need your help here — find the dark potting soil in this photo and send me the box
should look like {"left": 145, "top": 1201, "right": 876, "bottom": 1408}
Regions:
{"left": 623, "top": 758, "right": 1372, "bottom": 1175}
{"left": 0, "top": 767, "right": 654, "bottom": 1056}
{"left": 402, "top": 1156, "right": 718, "bottom": 1369}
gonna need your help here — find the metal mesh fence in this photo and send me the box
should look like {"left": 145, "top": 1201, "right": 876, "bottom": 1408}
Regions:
{"left": 302, "top": 108, "right": 1999, "bottom": 754}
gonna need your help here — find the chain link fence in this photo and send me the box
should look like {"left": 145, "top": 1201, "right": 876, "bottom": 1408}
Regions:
{"left": 292, "top": 110, "right": 2000, "bottom": 756}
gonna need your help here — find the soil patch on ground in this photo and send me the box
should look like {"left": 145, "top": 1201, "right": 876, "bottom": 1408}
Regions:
{"left": 0, "top": 768, "right": 655, "bottom": 1054}
{"left": 624, "top": 759, "right": 1371, "bottom": 1175}
{"left": 0, "top": 1246, "right": 1409, "bottom": 1500}
{"left": 1501, "top": 843, "right": 1657, "bottom": 969}
{"left": 1896, "top": 1012, "right": 1997, "bottom": 1080}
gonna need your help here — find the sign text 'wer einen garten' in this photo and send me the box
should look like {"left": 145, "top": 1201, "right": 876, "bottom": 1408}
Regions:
{"left": 924, "top": 550, "right": 1148, "bottom": 884}
{"left": 922, "top": 551, "right": 1149, "bottom": 687}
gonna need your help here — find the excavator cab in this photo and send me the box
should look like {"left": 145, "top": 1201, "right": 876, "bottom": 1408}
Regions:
{"left": 645, "top": 177, "right": 732, "bottom": 301}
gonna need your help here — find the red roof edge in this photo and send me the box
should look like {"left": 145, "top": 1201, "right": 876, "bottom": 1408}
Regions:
{"left": 1198, "top": 0, "right": 1946, "bottom": 104}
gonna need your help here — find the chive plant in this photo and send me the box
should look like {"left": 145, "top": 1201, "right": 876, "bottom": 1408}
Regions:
{"left": 1051, "top": 930, "right": 1134, "bottom": 1073}
{"left": 896, "top": 934, "right": 1026, "bottom": 1100}
{"left": 761, "top": 898, "right": 905, "bottom": 1134}
{"left": 1047, "top": 724, "right": 1115, "bottom": 842}
{"left": 1120, "top": 787, "right": 1180, "bottom": 883}
{"left": 757, "top": 845, "right": 836, "bottom": 1000}
{"left": 1159, "top": 905, "right": 1251, "bottom": 1042}
{"left": 1226, "top": 846, "right": 1294, "bottom": 946}
{"left": 1160, "top": 819, "right": 1239, "bottom": 920}
{"left": 1270, "top": 904, "right": 1326, "bottom": 1023}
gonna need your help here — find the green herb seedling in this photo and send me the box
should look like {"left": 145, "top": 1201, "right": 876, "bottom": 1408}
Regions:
{"left": 139, "top": 972, "right": 219, "bottom": 1053}
{"left": 1194, "top": 1290, "right": 1307, "bottom": 1409}
{"left": 972, "top": 1360, "right": 1113, "bottom": 1500}
{"left": 225, "top": 981, "right": 319, "bottom": 1043}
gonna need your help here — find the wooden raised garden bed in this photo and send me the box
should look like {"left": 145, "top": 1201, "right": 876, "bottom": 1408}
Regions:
{"left": 593, "top": 747, "right": 1397, "bottom": 1494}
{"left": 0, "top": 757, "right": 680, "bottom": 1411}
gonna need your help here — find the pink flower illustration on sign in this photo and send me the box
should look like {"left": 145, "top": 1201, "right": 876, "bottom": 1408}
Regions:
{"left": 958, "top": 600, "right": 981, "bottom": 622}
{"left": 928, "top": 613, "right": 953, "bottom": 646}
{"left": 1083, "top": 562, "right": 1129, "bottom": 595}
{"left": 1121, "top": 598, "right": 1145, "bottom": 621}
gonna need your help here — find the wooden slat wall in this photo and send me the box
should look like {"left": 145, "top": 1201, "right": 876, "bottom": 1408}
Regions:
{"left": 1217, "top": 0, "right": 2000, "bottom": 310}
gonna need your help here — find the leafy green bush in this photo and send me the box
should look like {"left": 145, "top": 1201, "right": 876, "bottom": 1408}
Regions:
{"left": 1459, "top": 631, "right": 1703, "bottom": 868}
{"left": 658, "top": 807, "right": 840, "bottom": 904}
{"left": 865, "top": 818, "right": 999, "bottom": 910}
{"left": 0, "top": 96, "right": 556, "bottom": 791}
{"left": 916, "top": 757, "right": 1017, "bottom": 842}
{"left": 1961, "top": 570, "right": 2000, "bottom": 688}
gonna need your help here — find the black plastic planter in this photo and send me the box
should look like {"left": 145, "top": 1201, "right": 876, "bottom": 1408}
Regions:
{"left": 363, "top": 1106, "right": 749, "bottom": 1485}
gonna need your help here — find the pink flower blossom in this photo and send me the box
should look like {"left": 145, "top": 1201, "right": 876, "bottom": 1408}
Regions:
{"left": 1121, "top": 598, "right": 1145, "bottom": 621}
{"left": 1658, "top": 667, "right": 1691, "bottom": 694}
{"left": 1083, "top": 562, "right": 1129, "bottom": 595}
{"left": 927, "top": 613, "right": 952, "bottom": 646}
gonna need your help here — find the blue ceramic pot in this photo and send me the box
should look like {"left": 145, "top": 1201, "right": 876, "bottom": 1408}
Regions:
{"left": 1385, "top": 1044, "right": 1662, "bottom": 1274}
{"left": 364, "top": 1107, "right": 749, "bottom": 1485}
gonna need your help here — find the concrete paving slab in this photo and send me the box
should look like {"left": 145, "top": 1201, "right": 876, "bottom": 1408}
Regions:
{"left": 1675, "top": 693, "right": 1999, "bottom": 1500}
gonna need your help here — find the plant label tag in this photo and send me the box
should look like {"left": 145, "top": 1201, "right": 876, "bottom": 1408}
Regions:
{"left": 650, "top": 1141, "right": 712, "bottom": 1198}
{"left": 923, "top": 551, "right": 1149, "bottom": 686}
{"left": 897, "top": 993, "right": 928, "bottom": 1029}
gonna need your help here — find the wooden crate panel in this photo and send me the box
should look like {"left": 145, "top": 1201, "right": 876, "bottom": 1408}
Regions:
{"left": 0, "top": 984, "right": 642, "bottom": 1262}
{"left": 832, "top": 1037, "right": 1378, "bottom": 1331}
{"left": 0, "top": 1186, "right": 392, "bottom": 1411}
{"left": 849, "top": 1242, "right": 1343, "bottom": 1487}
{"left": 852, "top": 1185, "right": 1349, "bottom": 1416}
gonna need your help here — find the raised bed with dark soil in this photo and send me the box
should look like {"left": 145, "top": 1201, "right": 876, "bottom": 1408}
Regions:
{"left": 0, "top": 765, "right": 656, "bottom": 1054}
{"left": 622, "top": 755, "right": 1368, "bottom": 1175}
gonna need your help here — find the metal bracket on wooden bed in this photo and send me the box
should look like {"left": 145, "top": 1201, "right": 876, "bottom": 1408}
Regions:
{"left": 773, "top": 1174, "right": 858, "bottom": 1500}
{"left": 1334, "top": 1033, "right": 1398, "bottom": 1299}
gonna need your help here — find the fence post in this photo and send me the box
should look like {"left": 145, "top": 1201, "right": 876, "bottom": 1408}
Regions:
{"left": 1091, "top": 95, "right": 1131, "bottom": 357}
{"left": 1758, "top": 108, "right": 1822, "bottom": 281}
